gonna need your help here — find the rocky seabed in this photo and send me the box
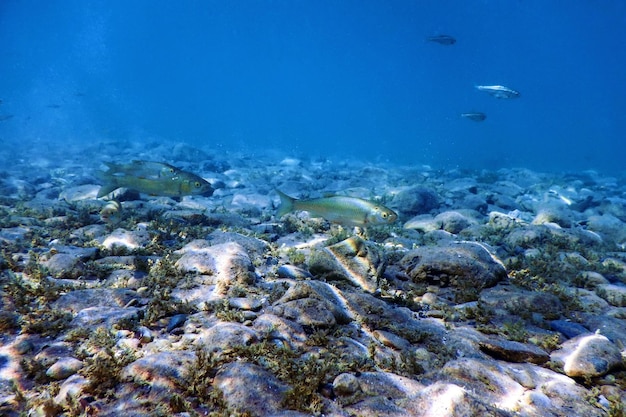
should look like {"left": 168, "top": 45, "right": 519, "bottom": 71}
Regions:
{"left": 0, "top": 142, "right": 625, "bottom": 416}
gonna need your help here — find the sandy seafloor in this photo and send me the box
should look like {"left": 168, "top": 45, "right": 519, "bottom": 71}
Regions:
{"left": 1, "top": 140, "right": 625, "bottom": 416}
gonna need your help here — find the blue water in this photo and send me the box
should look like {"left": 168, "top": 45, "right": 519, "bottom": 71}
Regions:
{"left": 1, "top": 1, "right": 625, "bottom": 173}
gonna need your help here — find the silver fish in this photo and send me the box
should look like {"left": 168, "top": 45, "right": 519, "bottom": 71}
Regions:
{"left": 427, "top": 35, "right": 456, "bottom": 45}
{"left": 461, "top": 112, "right": 486, "bottom": 122}
{"left": 276, "top": 190, "right": 397, "bottom": 227}
{"left": 475, "top": 85, "right": 520, "bottom": 99}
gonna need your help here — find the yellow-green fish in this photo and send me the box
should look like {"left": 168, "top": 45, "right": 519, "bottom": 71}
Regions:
{"left": 97, "top": 161, "right": 213, "bottom": 198}
{"left": 276, "top": 190, "right": 397, "bottom": 227}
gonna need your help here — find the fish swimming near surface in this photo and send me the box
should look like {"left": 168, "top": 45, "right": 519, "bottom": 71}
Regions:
{"left": 427, "top": 35, "right": 456, "bottom": 45}
{"left": 475, "top": 85, "right": 520, "bottom": 99}
{"left": 0, "top": 114, "right": 14, "bottom": 121}
{"left": 461, "top": 112, "right": 487, "bottom": 122}
{"left": 96, "top": 160, "right": 213, "bottom": 198}
{"left": 276, "top": 190, "right": 397, "bottom": 227}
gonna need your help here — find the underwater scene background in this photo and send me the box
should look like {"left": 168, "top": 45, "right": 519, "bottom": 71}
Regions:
{"left": 4, "top": 2, "right": 626, "bottom": 416}
{"left": 1, "top": 0, "right": 625, "bottom": 173}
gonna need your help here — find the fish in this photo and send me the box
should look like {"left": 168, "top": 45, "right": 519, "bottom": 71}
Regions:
{"left": 96, "top": 160, "right": 213, "bottom": 198}
{"left": 276, "top": 190, "right": 397, "bottom": 227}
{"left": 427, "top": 35, "right": 456, "bottom": 45}
{"left": 461, "top": 112, "right": 486, "bottom": 122}
{"left": 100, "top": 200, "right": 123, "bottom": 224}
{"left": 0, "top": 114, "right": 14, "bottom": 121}
{"left": 475, "top": 85, "right": 520, "bottom": 99}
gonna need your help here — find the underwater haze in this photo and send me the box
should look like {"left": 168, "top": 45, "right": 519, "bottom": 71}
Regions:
{"left": 1, "top": 0, "right": 625, "bottom": 174}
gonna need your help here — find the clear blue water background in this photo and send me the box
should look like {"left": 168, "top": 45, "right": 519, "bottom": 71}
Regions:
{"left": 1, "top": 1, "right": 624, "bottom": 173}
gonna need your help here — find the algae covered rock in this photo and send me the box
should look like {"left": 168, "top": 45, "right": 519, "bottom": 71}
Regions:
{"left": 400, "top": 242, "right": 506, "bottom": 299}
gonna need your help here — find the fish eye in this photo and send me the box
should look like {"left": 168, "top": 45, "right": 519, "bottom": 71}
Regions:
{"left": 382, "top": 213, "right": 388, "bottom": 219}
{"left": 194, "top": 181, "right": 201, "bottom": 187}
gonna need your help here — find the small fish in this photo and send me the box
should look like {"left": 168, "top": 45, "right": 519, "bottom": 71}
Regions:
{"left": 97, "top": 160, "right": 213, "bottom": 198}
{"left": 427, "top": 35, "right": 456, "bottom": 45}
{"left": 475, "top": 85, "right": 520, "bottom": 99}
{"left": 0, "top": 114, "right": 14, "bottom": 121}
{"left": 276, "top": 190, "right": 397, "bottom": 227}
{"left": 100, "top": 200, "right": 123, "bottom": 224}
{"left": 461, "top": 112, "right": 486, "bottom": 122}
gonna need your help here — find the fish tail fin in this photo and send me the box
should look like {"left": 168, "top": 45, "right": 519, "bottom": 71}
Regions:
{"left": 276, "top": 190, "right": 295, "bottom": 218}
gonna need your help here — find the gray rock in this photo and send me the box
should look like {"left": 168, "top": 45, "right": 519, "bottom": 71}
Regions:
{"left": 434, "top": 210, "right": 478, "bottom": 234}
{"left": 52, "top": 288, "right": 138, "bottom": 313}
{"left": 391, "top": 186, "right": 440, "bottom": 216}
{"left": 479, "top": 337, "right": 549, "bottom": 364}
{"left": 71, "top": 306, "right": 141, "bottom": 330}
{"left": 175, "top": 240, "right": 256, "bottom": 292}
{"left": 276, "top": 264, "right": 313, "bottom": 279}
{"left": 595, "top": 283, "right": 626, "bottom": 307}
{"left": 400, "top": 242, "right": 506, "bottom": 299}
{"left": 273, "top": 297, "right": 337, "bottom": 328}
{"left": 53, "top": 375, "right": 89, "bottom": 408}
{"left": 196, "top": 322, "right": 259, "bottom": 355}
{"left": 214, "top": 362, "right": 288, "bottom": 415}
{"left": 206, "top": 230, "right": 270, "bottom": 259}
{"left": 308, "top": 236, "right": 384, "bottom": 293}
{"left": 122, "top": 351, "right": 195, "bottom": 390}
{"left": 333, "top": 372, "right": 361, "bottom": 396}
{"left": 253, "top": 313, "right": 308, "bottom": 349}
{"left": 550, "top": 333, "right": 623, "bottom": 378}
{"left": 480, "top": 285, "right": 563, "bottom": 318}
{"left": 98, "top": 228, "right": 151, "bottom": 250}
{"left": 46, "top": 357, "right": 84, "bottom": 380}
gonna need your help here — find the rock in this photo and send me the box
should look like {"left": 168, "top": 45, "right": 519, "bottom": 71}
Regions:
{"left": 122, "top": 351, "right": 195, "bottom": 390}
{"left": 402, "top": 381, "right": 511, "bottom": 417}
{"left": 196, "top": 322, "right": 259, "bottom": 355}
{"left": 53, "top": 375, "right": 89, "bottom": 408}
{"left": 206, "top": 230, "right": 270, "bottom": 259}
{"left": 479, "top": 337, "right": 549, "bottom": 364}
{"left": 214, "top": 362, "right": 288, "bottom": 415}
{"left": 273, "top": 297, "right": 337, "bottom": 328}
{"left": 276, "top": 264, "right": 313, "bottom": 279}
{"left": 41, "top": 253, "right": 86, "bottom": 279}
{"left": 333, "top": 373, "right": 361, "bottom": 396}
{"left": 308, "top": 236, "right": 385, "bottom": 293}
{"left": 71, "top": 306, "right": 141, "bottom": 330}
{"left": 52, "top": 288, "right": 138, "bottom": 313}
{"left": 98, "top": 228, "right": 151, "bottom": 250}
{"left": 550, "top": 333, "right": 623, "bottom": 378}
{"left": 580, "top": 314, "right": 626, "bottom": 347}
{"left": 433, "top": 210, "right": 478, "bottom": 234}
{"left": 550, "top": 320, "right": 589, "bottom": 339}
{"left": 391, "top": 186, "right": 440, "bottom": 216}
{"left": 400, "top": 242, "right": 506, "bottom": 300}
{"left": 46, "top": 357, "right": 84, "bottom": 380}
{"left": 229, "top": 297, "right": 263, "bottom": 311}
{"left": 480, "top": 285, "right": 563, "bottom": 318}
{"left": 175, "top": 240, "right": 256, "bottom": 291}
{"left": 373, "top": 330, "right": 411, "bottom": 351}
{"left": 253, "top": 314, "right": 308, "bottom": 350}
{"left": 595, "top": 284, "right": 626, "bottom": 307}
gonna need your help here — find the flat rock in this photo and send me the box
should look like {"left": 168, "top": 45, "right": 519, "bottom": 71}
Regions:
{"left": 122, "top": 351, "right": 195, "bottom": 390}
{"left": 479, "top": 337, "right": 549, "bottom": 364}
{"left": 98, "top": 228, "right": 151, "bottom": 250}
